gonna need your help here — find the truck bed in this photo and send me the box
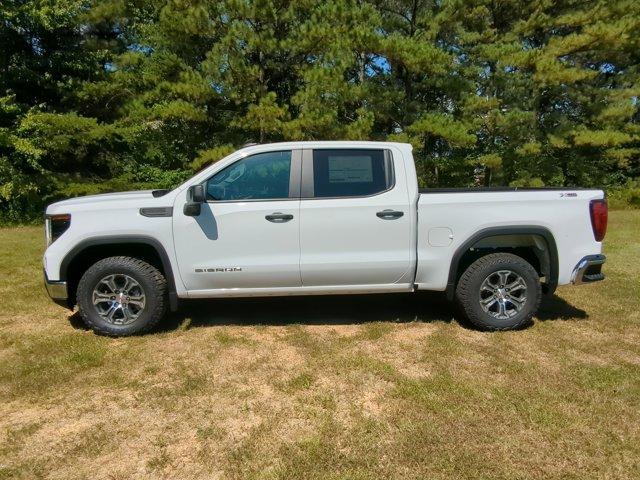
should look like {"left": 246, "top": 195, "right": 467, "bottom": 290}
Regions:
{"left": 414, "top": 187, "right": 605, "bottom": 292}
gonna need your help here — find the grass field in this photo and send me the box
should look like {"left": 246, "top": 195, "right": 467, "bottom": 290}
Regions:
{"left": 0, "top": 211, "right": 639, "bottom": 479}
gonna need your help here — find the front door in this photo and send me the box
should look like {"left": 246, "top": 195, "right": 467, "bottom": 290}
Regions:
{"left": 173, "top": 149, "right": 302, "bottom": 292}
{"left": 299, "top": 148, "right": 413, "bottom": 287}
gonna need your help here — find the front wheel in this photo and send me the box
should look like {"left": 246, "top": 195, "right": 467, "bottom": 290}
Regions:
{"left": 77, "top": 256, "right": 168, "bottom": 336}
{"left": 456, "top": 253, "right": 541, "bottom": 331}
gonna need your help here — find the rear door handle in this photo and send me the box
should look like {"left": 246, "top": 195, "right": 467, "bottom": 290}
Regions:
{"left": 376, "top": 209, "right": 404, "bottom": 220}
{"left": 265, "top": 212, "right": 294, "bottom": 223}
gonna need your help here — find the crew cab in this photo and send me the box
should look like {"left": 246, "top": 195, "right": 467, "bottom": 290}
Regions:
{"left": 43, "top": 141, "right": 607, "bottom": 335}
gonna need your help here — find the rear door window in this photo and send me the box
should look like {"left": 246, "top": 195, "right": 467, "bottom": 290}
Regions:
{"left": 312, "top": 149, "right": 392, "bottom": 198}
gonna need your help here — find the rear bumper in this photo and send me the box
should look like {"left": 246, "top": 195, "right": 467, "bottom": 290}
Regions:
{"left": 44, "top": 270, "right": 69, "bottom": 308}
{"left": 571, "top": 254, "right": 606, "bottom": 285}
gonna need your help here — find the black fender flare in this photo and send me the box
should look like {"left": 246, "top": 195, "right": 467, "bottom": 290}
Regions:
{"left": 445, "top": 226, "right": 558, "bottom": 300}
{"left": 59, "top": 235, "right": 179, "bottom": 311}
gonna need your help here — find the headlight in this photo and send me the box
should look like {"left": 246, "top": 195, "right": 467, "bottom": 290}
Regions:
{"left": 45, "top": 214, "right": 71, "bottom": 247}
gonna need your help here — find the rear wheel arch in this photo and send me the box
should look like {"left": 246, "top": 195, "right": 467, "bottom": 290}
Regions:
{"left": 60, "top": 236, "right": 178, "bottom": 311}
{"left": 446, "top": 226, "right": 558, "bottom": 300}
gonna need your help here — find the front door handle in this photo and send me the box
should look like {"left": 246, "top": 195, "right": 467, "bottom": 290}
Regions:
{"left": 376, "top": 209, "right": 404, "bottom": 220}
{"left": 265, "top": 212, "right": 294, "bottom": 223}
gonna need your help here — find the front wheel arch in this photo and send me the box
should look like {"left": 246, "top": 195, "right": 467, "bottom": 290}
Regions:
{"left": 77, "top": 256, "right": 168, "bottom": 336}
{"left": 60, "top": 236, "right": 178, "bottom": 311}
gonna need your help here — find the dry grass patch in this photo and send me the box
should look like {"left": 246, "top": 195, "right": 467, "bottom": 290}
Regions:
{"left": 0, "top": 211, "right": 639, "bottom": 479}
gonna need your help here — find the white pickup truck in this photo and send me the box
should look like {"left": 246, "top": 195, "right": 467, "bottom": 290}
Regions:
{"left": 44, "top": 141, "right": 607, "bottom": 336}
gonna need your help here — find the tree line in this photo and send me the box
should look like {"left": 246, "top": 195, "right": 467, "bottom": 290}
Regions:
{"left": 1, "top": 0, "right": 639, "bottom": 221}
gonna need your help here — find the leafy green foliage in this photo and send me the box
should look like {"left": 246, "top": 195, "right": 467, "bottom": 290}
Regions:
{"left": 1, "top": 0, "right": 639, "bottom": 221}
{"left": 608, "top": 179, "right": 640, "bottom": 209}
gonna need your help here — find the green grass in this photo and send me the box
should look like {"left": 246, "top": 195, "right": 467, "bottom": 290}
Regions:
{"left": 0, "top": 212, "right": 639, "bottom": 479}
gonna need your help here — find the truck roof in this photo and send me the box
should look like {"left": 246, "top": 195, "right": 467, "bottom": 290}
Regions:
{"left": 237, "top": 140, "right": 413, "bottom": 152}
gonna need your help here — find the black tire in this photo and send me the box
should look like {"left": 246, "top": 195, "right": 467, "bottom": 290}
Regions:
{"left": 455, "top": 253, "right": 541, "bottom": 331}
{"left": 77, "top": 256, "right": 167, "bottom": 336}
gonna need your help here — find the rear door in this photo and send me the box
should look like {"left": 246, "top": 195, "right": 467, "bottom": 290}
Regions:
{"left": 299, "top": 148, "right": 413, "bottom": 287}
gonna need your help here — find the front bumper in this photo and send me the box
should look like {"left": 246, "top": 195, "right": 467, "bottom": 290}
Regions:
{"left": 571, "top": 254, "right": 606, "bottom": 285}
{"left": 44, "top": 271, "right": 69, "bottom": 308}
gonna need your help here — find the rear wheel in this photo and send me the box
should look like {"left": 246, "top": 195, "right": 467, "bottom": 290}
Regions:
{"left": 456, "top": 253, "right": 541, "bottom": 331}
{"left": 77, "top": 256, "right": 167, "bottom": 336}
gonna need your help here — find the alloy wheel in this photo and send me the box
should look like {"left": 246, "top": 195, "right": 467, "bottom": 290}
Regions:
{"left": 479, "top": 270, "right": 528, "bottom": 320}
{"left": 92, "top": 274, "right": 146, "bottom": 325}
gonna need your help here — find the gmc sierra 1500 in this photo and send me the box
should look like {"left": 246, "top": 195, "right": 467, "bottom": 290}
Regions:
{"left": 43, "top": 141, "right": 607, "bottom": 336}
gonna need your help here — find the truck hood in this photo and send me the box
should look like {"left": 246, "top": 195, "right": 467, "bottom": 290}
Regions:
{"left": 46, "top": 190, "right": 159, "bottom": 213}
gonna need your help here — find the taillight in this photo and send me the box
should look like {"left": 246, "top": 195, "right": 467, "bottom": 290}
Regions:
{"left": 589, "top": 199, "right": 607, "bottom": 242}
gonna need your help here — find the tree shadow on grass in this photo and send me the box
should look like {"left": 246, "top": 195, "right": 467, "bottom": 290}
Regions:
{"left": 67, "top": 292, "right": 588, "bottom": 333}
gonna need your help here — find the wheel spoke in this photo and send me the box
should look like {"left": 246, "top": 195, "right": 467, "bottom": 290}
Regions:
{"left": 104, "top": 304, "right": 118, "bottom": 321}
{"left": 497, "top": 271, "right": 510, "bottom": 287}
{"left": 128, "top": 295, "right": 145, "bottom": 307}
{"left": 93, "top": 293, "right": 113, "bottom": 305}
{"left": 121, "top": 305, "right": 133, "bottom": 322}
{"left": 506, "top": 278, "right": 526, "bottom": 291}
{"left": 481, "top": 295, "right": 496, "bottom": 306}
{"left": 508, "top": 295, "right": 526, "bottom": 307}
{"left": 497, "top": 299, "right": 508, "bottom": 318}
{"left": 481, "top": 298, "right": 497, "bottom": 311}
{"left": 102, "top": 275, "right": 118, "bottom": 293}
{"left": 480, "top": 284, "right": 494, "bottom": 294}
{"left": 122, "top": 276, "right": 137, "bottom": 293}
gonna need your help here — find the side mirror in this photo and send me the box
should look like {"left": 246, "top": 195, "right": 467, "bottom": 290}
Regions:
{"left": 190, "top": 184, "right": 205, "bottom": 203}
{"left": 184, "top": 184, "right": 205, "bottom": 216}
